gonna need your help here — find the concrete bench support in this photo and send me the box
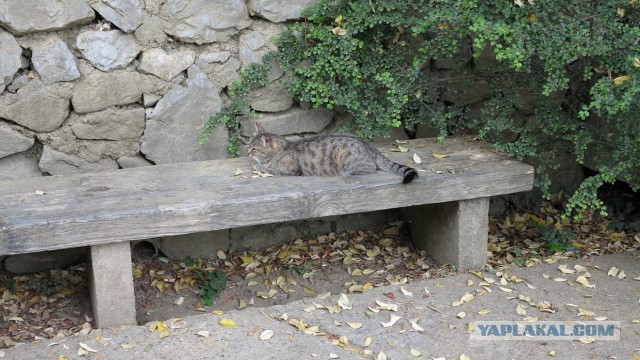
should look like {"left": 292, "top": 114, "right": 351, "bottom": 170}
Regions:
{"left": 88, "top": 242, "right": 137, "bottom": 328}
{"left": 409, "top": 197, "right": 490, "bottom": 269}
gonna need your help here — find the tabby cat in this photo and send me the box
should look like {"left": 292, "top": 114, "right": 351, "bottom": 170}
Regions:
{"left": 248, "top": 123, "right": 418, "bottom": 184}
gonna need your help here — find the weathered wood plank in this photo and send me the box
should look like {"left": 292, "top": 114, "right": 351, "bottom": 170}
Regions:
{"left": 0, "top": 138, "right": 534, "bottom": 255}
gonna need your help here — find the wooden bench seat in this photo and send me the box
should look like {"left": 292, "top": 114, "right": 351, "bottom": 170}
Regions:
{"left": 0, "top": 137, "right": 534, "bottom": 327}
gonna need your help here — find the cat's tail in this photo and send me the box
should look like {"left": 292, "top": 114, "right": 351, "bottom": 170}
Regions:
{"left": 375, "top": 153, "right": 418, "bottom": 184}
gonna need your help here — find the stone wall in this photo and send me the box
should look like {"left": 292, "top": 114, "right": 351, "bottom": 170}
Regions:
{"left": 0, "top": 0, "right": 397, "bottom": 271}
{"left": 0, "top": 1, "right": 580, "bottom": 271}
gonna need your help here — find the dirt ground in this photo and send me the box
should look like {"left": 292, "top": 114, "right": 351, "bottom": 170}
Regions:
{"left": 1, "top": 196, "right": 639, "bottom": 348}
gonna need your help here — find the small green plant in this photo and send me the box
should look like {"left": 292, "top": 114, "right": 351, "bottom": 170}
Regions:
{"left": 198, "top": 270, "right": 227, "bottom": 306}
{"left": 536, "top": 225, "right": 577, "bottom": 253}
{"left": 289, "top": 261, "right": 313, "bottom": 276}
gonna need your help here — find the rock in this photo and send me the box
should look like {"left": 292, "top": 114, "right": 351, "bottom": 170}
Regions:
{"left": 247, "top": 83, "right": 293, "bottom": 112}
{"left": 230, "top": 220, "right": 331, "bottom": 253}
{"left": 140, "top": 75, "right": 227, "bottom": 164}
{"left": 87, "top": 0, "right": 145, "bottom": 33}
{"left": 372, "top": 126, "right": 409, "bottom": 142}
{"left": 134, "top": 15, "right": 166, "bottom": 47}
{"left": 195, "top": 58, "right": 241, "bottom": 89}
{"left": 0, "top": 123, "right": 34, "bottom": 159}
{"left": 4, "top": 248, "right": 86, "bottom": 274}
{"left": 30, "top": 38, "right": 80, "bottom": 84}
{"left": 161, "top": 0, "right": 251, "bottom": 44}
{"left": 38, "top": 126, "right": 140, "bottom": 163}
{"left": 7, "top": 74, "right": 30, "bottom": 93}
{"left": 159, "top": 231, "right": 230, "bottom": 260}
{"left": 241, "top": 107, "right": 335, "bottom": 137}
{"left": 0, "top": 81, "right": 72, "bottom": 132}
{"left": 39, "top": 145, "right": 119, "bottom": 175}
{"left": 440, "top": 79, "right": 493, "bottom": 106}
{"left": 199, "top": 51, "right": 231, "bottom": 64}
{"left": 143, "top": 93, "right": 162, "bottom": 107}
{"left": 0, "top": 153, "right": 42, "bottom": 180}
{"left": 117, "top": 155, "right": 153, "bottom": 168}
{"left": 0, "top": 29, "right": 22, "bottom": 86}
{"left": 138, "top": 48, "right": 195, "bottom": 81}
{"left": 0, "top": 0, "right": 94, "bottom": 35}
{"left": 70, "top": 106, "right": 145, "bottom": 141}
{"left": 76, "top": 30, "right": 140, "bottom": 71}
{"left": 247, "top": 0, "right": 317, "bottom": 22}
{"left": 239, "top": 31, "right": 267, "bottom": 66}
{"left": 71, "top": 71, "right": 143, "bottom": 113}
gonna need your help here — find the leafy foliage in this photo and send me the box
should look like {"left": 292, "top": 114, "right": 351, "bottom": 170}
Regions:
{"left": 204, "top": 0, "right": 640, "bottom": 218}
{"left": 198, "top": 270, "right": 227, "bottom": 306}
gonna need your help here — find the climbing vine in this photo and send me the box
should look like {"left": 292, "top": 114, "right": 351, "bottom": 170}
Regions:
{"left": 203, "top": 0, "right": 640, "bottom": 218}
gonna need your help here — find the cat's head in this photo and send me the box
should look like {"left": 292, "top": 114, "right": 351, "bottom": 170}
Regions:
{"left": 247, "top": 123, "right": 288, "bottom": 164}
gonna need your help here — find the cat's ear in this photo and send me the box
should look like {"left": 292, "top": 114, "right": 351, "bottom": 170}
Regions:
{"left": 255, "top": 122, "right": 266, "bottom": 134}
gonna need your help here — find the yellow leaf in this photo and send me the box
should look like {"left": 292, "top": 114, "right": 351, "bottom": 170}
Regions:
{"left": 528, "top": 13, "right": 538, "bottom": 21}
{"left": 478, "top": 309, "right": 491, "bottom": 315}
{"left": 431, "top": 152, "right": 448, "bottom": 159}
{"left": 219, "top": 318, "right": 237, "bottom": 328}
{"left": 121, "top": 344, "right": 137, "bottom": 349}
{"left": 212, "top": 310, "right": 225, "bottom": 315}
{"left": 58, "top": 356, "right": 68, "bottom": 360}
{"left": 132, "top": 267, "right": 142, "bottom": 278}
{"left": 302, "top": 286, "right": 315, "bottom": 294}
{"left": 335, "top": 15, "right": 343, "bottom": 24}
{"left": 579, "top": 337, "right": 594, "bottom": 344}
{"left": 332, "top": 27, "right": 347, "bottom": 36}
{"left": 617, "top": 7, "right": 625, "bottom": 17}
{"left": 410, "top": 348, "right": 422, "bottom": 357}
{"left": 634, "top": 58, "right": 640, "bottom": 68}
{"left": 347, "top": 322, "right": 362, "bottom": 329}
{"left": 614, "top": 76, "right": 631, "bottom": 85}
{"left": 158, "top": 330, "right": 171, "bottom": 339}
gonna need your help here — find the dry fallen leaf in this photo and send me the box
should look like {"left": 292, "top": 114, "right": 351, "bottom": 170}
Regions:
{"left": 196, "top": 331, "right": 210, "bottom": 337}
{"left": 410, "top": 348, "right": 422, "bottom": 357}
{"left": 219, "top": 318, "right": 237, "bottom": 328}
{"left": 413, "top": 153, "right": 422, "bottom": 164}
{"left": 381, "top": 314, "right": 402, "bottom": 327}
{"left": 260, "top": 330, "right": 274, "bottom": 340}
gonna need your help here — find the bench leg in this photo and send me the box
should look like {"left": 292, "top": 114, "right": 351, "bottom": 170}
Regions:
{"left": 88, "top": 242, "right": 137, "bottom": 328}
{"left": 408, "top": 197, "right": 490, "bottom": 269}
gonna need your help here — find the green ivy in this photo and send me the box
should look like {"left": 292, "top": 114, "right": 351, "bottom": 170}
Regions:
{"left": 198, "top": 270, "right": 227, "bottom": 306}
{"left": 203, "top": 0, "right": 640, "bottom": 219}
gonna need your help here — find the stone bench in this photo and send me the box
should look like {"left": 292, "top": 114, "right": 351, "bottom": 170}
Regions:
{"left": 0, "top": 137, "right": 533, "bottom": 328}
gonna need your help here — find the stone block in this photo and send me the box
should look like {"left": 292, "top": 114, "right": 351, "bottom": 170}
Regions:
{"left": 334, "top": 209, "right": 402, "bottom": 234}
{"left": 230, "top": 219, "right": 332, "bottom": 253}
{"left": 70, "top": 106, "right": 146, "bottom": 141}
{"left": 0, "top": 29, "right": 22, "bottom": 86}
{"left": 117, "top": 155, "right": 153, "bottom": 168}
{"left": 247, "top": 84, "right": 293, "bottom": 113}
{"left": 0, "top": 123, "right": 34, "bottom": 159}
{"left": 134, "top": 15, "right": 167, "bottom": 46}
{"left": 247, "top": 0, "right": 317, "bottom": 22}
{"left": 76, "top": 30, "right": 140, "bottom": 71}
{"left": 440, "top": 79, "right": 493, "bottom": 106}
{"left": 39, "top": 145, "right": 119, "bottom": 175}
{"left": 87, "top": 0, "right": 145, "bottom": 33}
{"left": 161, "top": 0, "right": 252, "bottom": 44}
{"left": 0, "top": 81, "right": 72, "bottom": 132}
{"left": 4, "top": 247, "right": 86, "bottom": 274}
{"left": 140, "top": 74, "right": 227, "bottom": 164}
{"left": 138, "top": 48, "right": 195, "bottom": 81}
{"left": 408, "top": 198, "right": 490, "bottom": 269}
{"left": 88, "top": 242, "right": 136, "bottom": 328}
{"left": 241, "top": 107, "right": 335, "bottom": 137}
{"left": 0, "top": 0, "right": 94, "bottom": 35}
{"left": 72, "top": 71, "right": 143, "bottom": 113}
{"left": 159, "top": 230, "right": 230, "bottom": 260}
{"left": 31, "top": 38, "right": 80, "bottom": 84}
{"left": 0, "top": 153, "right": 42, "bottom": 180}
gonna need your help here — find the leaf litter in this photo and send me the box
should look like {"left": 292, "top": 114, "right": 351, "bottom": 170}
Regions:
{"left": 0, "top": 197, "right": 638, "bottom": 351}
